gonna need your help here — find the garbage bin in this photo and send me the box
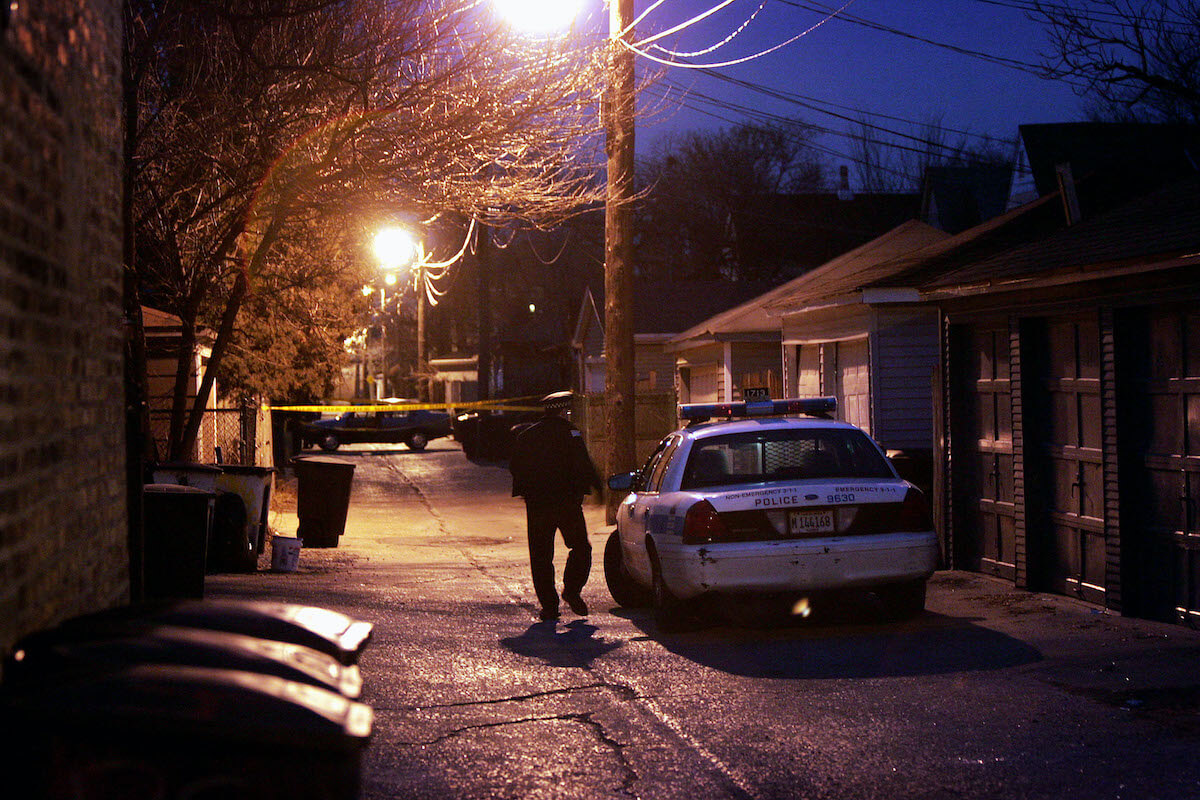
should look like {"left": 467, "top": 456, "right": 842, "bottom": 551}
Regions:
{"left": 216, "top": 464, "right": 276, "bottom": 568}
{"left": 291, "top": 455, "right": 355, "bottom": 548}
{"left": 152, "top": 461, "right": 223, "bottom": 492}
{"left": 142, "top": 484, "right": 215, "bottom": 600}
{"left": 53, "top": 598, "right": 374, "bottom": 666}
{"left": 0, "top": 663, "right": 374, "bottom": 800}
{"left": 5, "top": 622, "right": 363, "bottom": 698}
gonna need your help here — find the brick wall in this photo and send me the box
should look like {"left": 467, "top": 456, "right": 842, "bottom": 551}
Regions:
{"left": 0, "top": 0, "right": 127, "bottom": 654}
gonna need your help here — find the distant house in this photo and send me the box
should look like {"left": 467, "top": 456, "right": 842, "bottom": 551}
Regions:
{"left": 142, "top": 306, "right": 218, "bottom": 462}
{"left": 920, "top": 164, "right": 1014, "bottom": 234}
{"left": 923, "top": 172, "right": 1200, "bottom": 625}
{"left": 571, "top": 281, "right": 773, "bottom": 461}
{"left": 571, "top": 281, "right": 773, "bottom": 396}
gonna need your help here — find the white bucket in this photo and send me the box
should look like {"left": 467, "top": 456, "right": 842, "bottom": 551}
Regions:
{"left": 271, "top": 535, "right": 301, "bottom": 572}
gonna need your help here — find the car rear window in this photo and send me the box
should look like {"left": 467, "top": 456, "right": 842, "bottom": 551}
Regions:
{"left": 681, "top": 428, "right": 894, "bottom": 489}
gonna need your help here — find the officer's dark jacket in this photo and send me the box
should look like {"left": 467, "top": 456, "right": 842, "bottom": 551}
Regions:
{"left": 509, "top": 415, "right": 601, "bottom": 502}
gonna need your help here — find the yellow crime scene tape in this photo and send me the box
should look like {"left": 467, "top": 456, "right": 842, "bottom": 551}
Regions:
{"left": 264, "top": 396, "right": 545, "bottom": 414}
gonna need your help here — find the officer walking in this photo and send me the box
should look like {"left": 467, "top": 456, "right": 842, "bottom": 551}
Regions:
{"left": 509, "top": 391, "right": 602, "bottom": 621}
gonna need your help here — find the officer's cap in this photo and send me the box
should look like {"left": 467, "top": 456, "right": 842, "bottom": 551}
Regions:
{"left": 541, "top": 391, "right": 573, "bottom": 411}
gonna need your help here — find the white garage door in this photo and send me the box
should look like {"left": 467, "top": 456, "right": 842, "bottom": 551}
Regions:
{"left": 837, "top": 339, "right": 871, "bottom": 433}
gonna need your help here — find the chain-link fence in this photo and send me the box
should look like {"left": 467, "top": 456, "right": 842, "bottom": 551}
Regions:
{"left": 148, "top": 401, "right": 273, "bottom": 467}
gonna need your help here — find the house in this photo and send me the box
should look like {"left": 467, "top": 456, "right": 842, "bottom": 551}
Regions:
{"left": 571, "top": 281, "right": 774, "bottom": 396}
{"left": 142, "top": 307, "right": 220, "bottom": 462}
{"left": 570, "top": 280, "right": 773, "bottom": 460}
{"left": 665, "top": 221, "right": 950, "bottom": 490}
{"left": 923, "top": 172, "right": 1200, "bottom": 625}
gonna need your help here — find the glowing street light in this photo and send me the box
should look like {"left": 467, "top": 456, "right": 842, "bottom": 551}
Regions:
{"left": 494, "top": 0, "right": 582, "bottom": 34}
{"left": 373, "top": 226, "right": 417, "bottom": 271}
{"left": 371, "top": 226, "right": 421, "bottom": 400}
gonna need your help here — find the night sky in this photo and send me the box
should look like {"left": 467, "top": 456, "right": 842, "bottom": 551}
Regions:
{"left": 572, "top": 0, "right": 1089, "bottom": 183}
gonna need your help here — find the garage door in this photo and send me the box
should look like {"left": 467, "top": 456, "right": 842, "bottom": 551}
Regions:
{"left": 688, "top": 364, "right": 721, "bottom": 403}
{"left": 956, "top": 324, "right": 1016, "bottom": 580}
{"left": 836, "top": 339, "right": 870, "bottom": 434}
{"left": 1039, "top": 315, "right": 1106, "bottom": 604}
{"left": 1126, "top": 307, "right": 1200, "bottom": 623}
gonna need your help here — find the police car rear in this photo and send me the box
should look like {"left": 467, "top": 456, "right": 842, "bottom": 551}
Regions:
{"left": 604, "top": 398, "right": 939, "bottom": 629}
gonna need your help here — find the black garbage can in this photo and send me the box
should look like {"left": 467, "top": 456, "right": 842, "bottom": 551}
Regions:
{"left": 4, "top": 623, "right": 363, "bottom": 698}
{"left": 53, "top": 599, "right": 374, "bottom": 666}
{"left": 0, "top": 663, "right": 374, "bottom": 800}
{"left": 143, "top": 484, "right": 215, "bottom": 599}
{"left": 291, "top": 455, "right": 355, "bottom": 548}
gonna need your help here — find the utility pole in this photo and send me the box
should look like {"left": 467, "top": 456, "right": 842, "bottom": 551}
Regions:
{"left": 604, "top": 0, "right": 636, "bottom": 513}
{"left": 477, "top": 225, "right": 492, "bottom": 401}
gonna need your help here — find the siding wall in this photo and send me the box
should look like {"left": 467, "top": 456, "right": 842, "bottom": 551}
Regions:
{"left": 871, "top": 307, "right": 939, "bottom": 451}
{"left": 0, "top": 0, "right": 127, "bottom": 656}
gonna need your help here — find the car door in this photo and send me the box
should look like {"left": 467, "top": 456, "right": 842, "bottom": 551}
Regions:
{"left": 620, "top": 436, "right": 680, "bottom": 583}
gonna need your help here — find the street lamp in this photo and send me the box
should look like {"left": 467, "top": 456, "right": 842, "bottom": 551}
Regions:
{"left": 494, "top": 0, "right": 582, "bottom": 34}
{"left": 373, "top": 226, "right": 421, "bottom": 399}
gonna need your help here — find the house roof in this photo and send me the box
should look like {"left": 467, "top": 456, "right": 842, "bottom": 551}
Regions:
{"left": 664, "top": 221, "right": 948, "bottom": 347}
{"left": 1020, "top": 122, "right": 1200, "bottom": 199}
{"left": 922, "top": 172, "right": 1200, "bottom": 293}
{"left": 572, "top": 280, "right": 775, "bottom": 346}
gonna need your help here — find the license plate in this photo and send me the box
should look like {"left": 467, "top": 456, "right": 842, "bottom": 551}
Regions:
{"left": 788, "top": 509, "right": 835, "bottom": 535}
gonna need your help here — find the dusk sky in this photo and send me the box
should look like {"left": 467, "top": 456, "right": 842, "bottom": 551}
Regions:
{"left": 571, "top": 1, "right": 1091, "bottom": 186}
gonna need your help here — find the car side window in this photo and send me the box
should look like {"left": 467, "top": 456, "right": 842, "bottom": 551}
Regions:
{"left": 645, "top": 436, "right": 680, "bottom": 492}
{"left": 634, "top": 439, "right": 669, "bottom": 493}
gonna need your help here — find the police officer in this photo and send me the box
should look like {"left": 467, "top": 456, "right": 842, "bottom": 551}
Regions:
{"left": 509, "top": 391, "right": 602, "bottom": 621}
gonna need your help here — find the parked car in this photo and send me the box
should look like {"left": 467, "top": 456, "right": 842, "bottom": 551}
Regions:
{"left": 603, "top": 397, "right": 939, "bottom": 630}
{"left": 297, "top": 401, "right": 452, "bottom": 452}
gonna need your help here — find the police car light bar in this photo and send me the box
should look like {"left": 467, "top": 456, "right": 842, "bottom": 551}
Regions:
{"left": 679, "top": 397, "right": 837, "bottom": 422}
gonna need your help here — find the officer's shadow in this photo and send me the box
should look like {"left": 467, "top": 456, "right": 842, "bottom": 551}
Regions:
{"left": 500, "top": 618, "right": 622, "bottom": 668}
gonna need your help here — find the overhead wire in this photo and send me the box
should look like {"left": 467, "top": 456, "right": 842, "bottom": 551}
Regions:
{"left": 624, "top": 0, "right": 1084, "bottom": 183}
{"left": 625, "top": 0, "right": 859, "bottom": 69}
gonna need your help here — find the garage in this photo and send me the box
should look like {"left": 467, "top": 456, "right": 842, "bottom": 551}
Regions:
{"left": 1117, "top": 305, "right": 1200, "bottom": 623}
{"left": 948, "top": 321, "right": 1016, "bottom": 581}
{"left": 1023, "top": 314, "right": 1107, "bottom": 605}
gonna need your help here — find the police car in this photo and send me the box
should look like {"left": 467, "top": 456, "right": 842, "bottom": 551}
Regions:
{"left": 603, "top": 398, "right": 939, "bottom": 629}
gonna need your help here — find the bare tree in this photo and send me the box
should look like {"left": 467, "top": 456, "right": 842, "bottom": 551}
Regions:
{"left": 847, "top": 115, "right": 1014, "bottom": 193}
{"left": 1030, "top": 1, "right": 1200, "bottom": 123}
{"left": 129, "top": 0, "right": 609, "bottom": 458}
{"left": 638, "top": 120, "right": 825, "bottom": 281}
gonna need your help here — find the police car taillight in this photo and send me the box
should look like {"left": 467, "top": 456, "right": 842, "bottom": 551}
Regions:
{"left": 679, "top": 397, "right": 837, "bottom": 423}
{"left": 681, "top": 499, "right": 732, "bottom": 544}
{"left": 897, "top": 488, "right": 932, "bottom": 531}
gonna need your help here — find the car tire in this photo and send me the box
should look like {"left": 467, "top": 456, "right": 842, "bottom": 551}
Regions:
{"left": 319, "top": 434, "right": 340, "bottom": 452}
{"left": 604, "top": 530, "right": 651, "bottom": 608}
{"left": 878, "top": 579, "right": 926, "bottom": 620}
{"left": 651, "top": 550, "right": 689, "bottom": 632}
{"left": 406, "top": 431, "right": 429, "bottom": 451}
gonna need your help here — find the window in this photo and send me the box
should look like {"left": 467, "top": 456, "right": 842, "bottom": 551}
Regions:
{"left": 646, "top": 436, "right": 680, "bottom": 492}
{"left": 681, "top": 429, "right": 893, "bottom": 489}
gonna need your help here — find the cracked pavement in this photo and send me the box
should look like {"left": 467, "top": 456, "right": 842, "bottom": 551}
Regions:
{"left": 208, "top": 441, "right": 1200, "bottom": 799}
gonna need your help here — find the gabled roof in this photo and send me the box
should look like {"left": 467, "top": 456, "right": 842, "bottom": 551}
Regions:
{"left": 574, "top": 280, "right": 774, "bottom": 347}
{"left": 922, "top": 172, "right": 1200, "bottom": 293}
{"left": 1020, "top": 122, "right": 1200, "bottom": 198}
{"left": 666, "top": 221, "right": 948, "bottom": 345}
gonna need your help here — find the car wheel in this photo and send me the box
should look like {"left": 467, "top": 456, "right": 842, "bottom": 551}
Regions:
{"left": 651, "top": 550, "right": 688, "bottom": 632}
{"left": 319, "top": 434, "right": 340, "bottom": 452}
{"left": 406, "top": 431, "right": 429, "bottom": 451}
{"left": 604, "top": 530, "right": 651, "bottom": 608}
{"left": 878, "top": 579, "right": 926, "bottom": 620}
